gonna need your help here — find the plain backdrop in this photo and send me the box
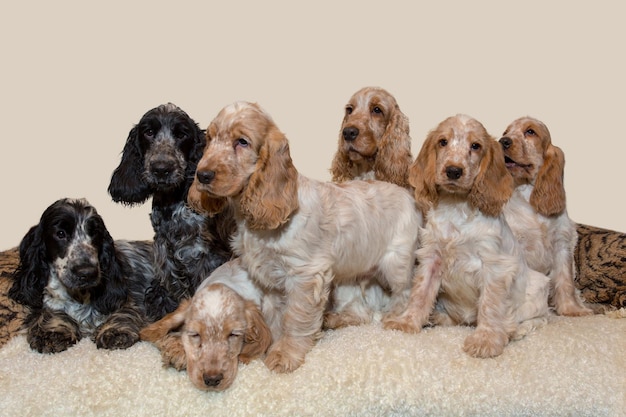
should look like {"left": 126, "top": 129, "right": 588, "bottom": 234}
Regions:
{"left": 1, "top": 1, "right": 625, "bottom": 250}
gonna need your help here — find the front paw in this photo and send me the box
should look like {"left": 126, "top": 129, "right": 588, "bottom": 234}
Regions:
{"left": 95, "top": 327, "right": 139, "bottom": 350}
{"left": 382, "top": 313, "right": 424, "bottom": 334}
{"left": 28, "top": 328, "right": 79, "bottom": 354}
{"left": 463, "top": 328, "right": 508, "bottom": 358}
{"left": 264, "top": 341, "right": 305, "bottom": 373}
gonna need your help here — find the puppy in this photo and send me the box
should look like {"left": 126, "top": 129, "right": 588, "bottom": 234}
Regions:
{"left": 499, "top": 117, "right": 592, "bottom": 316}
{"left": 384, "top": 115, "right": 550, "bottom": 358}
{"left": 140, "top": 259, "right": 271, "bottom": 391}
{"left": 330, "top": 86, "right": 413, "bottom": 187}
{"left": 188, "top": 101, "right": 421, "bottom": 373}
{"left": 108, "top": 103, "right": 235, "bottom": 321}
{"left": 9, "top": 198, "right": 154, "bottom": 353}
{"left": 325, "top": 87, "right": 414, "bottom": 330}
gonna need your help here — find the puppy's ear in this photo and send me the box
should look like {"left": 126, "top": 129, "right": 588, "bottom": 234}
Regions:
{"left": 91, "top": 220, "right": 127, "bottom": 314}
{"left": 409, "top": 133, "right": 439, "bottom": 215}
{"left": 9, "top": 223, "right": 48, "bottom": 307}
{"left": 469, "top": 140, "right": 514, "bottom": 217}
{"left": 239, "top": 300, "right": 272, "bottom": 363}
{"left": 374, "top": 106, "right": 412, "bottom": 188}
{"left": 108, "top": 126, "right": 152, "bottom": 205}
{"left": 140, "top": 298, "right": 191, "bottom": 341}
{"left": 240, "top": 127, "right": 299, "bottom": 230}
{"left": 530, "top": 144, "right": 566, "bottom": 216}
{"left": 330, "top": 144, "right": 353, "bottom": 183}
{"left": 187, "top": 177, "right": 228, "bottom": 216}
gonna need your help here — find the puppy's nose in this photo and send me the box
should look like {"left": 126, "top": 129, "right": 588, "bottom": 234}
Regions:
{"left": 499, "top": 137, "right": 512, "bottom": 150}
{"left": 342, "top": 127, "right": 359, "bottom": 142}
{"left": 445, "top": 166, "right": 463, "bottom": 180}
{"left": 196, "top": 170, "right": 215, "bottom": 184}
{"left": 150, "top": 160, "right": 174, "bottom": 178}
{"left": 71, "top": 263, "right": 99, "bottom": 280}
{"left": 203, "top": 373, "right": 224, "bottom": 387}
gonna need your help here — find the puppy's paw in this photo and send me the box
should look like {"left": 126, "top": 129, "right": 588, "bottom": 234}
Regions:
{"left": 96, "top": 327, "right": 139, "bottom": 350}
{"left": 264, "top": 341, "right": 305, "bottom": 373}
{"left": 28, "top": 329, "right": 78, "bottom": 354}
{"left": 382, "top": 313, "right": 423, "bottom": 334}
{"left": 463, "top": 328, "right": 508, "bottom": 358}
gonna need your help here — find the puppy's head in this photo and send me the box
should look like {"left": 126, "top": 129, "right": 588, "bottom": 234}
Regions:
{"left": 190, "top": 101, "right": 298, "bottom": 230}
{"left": 109, "top": 103, "right": 205, "bottom": 204}
{"left": 499, "top": 117, "right": 566, "bottom": 215}
{"left": 141, "top": 282, "right": 271, "bottom": 392}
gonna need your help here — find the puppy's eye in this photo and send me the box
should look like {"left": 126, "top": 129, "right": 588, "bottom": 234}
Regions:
{"left": 525, "top": 128, "right": 536, "bottom": 136}
{"left": 345, "top": 106, "right": 353, "bottom": 115}
{"left": 56, "top": 230, "right": 67, "bottom": 240}
{"left": 144, "top": 129, "right": 155, "bottom": 139}
{"left": 235, "top": 138, "right": 249, "bottom": 148}
{"left": 372, "top": 106, "right": 383, "bottom": 115}
{"left": 470, "top": 142, "right": 482, "bottom": 151}
{"left": 229, "top": 330, "right": 244, "bottom": 339}
{"left": 438, "top": 139, "right": 448, "bottom": 147}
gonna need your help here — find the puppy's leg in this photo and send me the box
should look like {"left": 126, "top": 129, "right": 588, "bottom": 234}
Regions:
{"left": 552, "top": 258, "right": 593, "bottom": 316}
{"left": 264, "top": 272, "right": 330, "bottom": 373}
{"left": 463, "top": 271, "right": 512, "bottom": 358}
{"left": 25, "top": 309, "right": 81, "bottom": 353}
{"left": 95, "top": 304, "right": 145, "bottom": 350}
{"left": 382, "top": 255, "right": 442, "bottom": 333}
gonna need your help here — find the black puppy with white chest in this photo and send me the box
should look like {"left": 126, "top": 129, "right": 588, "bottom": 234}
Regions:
{"left": 9, "top": 198, "right": 154, "bottom": 353}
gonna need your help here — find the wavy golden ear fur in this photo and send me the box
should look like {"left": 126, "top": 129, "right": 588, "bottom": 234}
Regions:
{"left": 530, "top": 144, "right": 566, "bottom": 216}
{"left": 469, "top": 140, "right": 514, "bottom": 217}
{"left": 239, "top": 124, "right": 299, "bottom": 230}
{"left": 408, "top": 133, "right": 439, "bottom": 215}
{"left": 239, "top": 300, "right": 273, "bottom": 363}
{"left": 374, "top": 106, "right": 412, "bottom": 188}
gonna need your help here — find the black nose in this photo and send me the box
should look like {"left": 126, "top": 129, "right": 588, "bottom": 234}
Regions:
{"left": 342, "top": 127, "right": 359, "bottom": 142}
{"left": 446, "top": 166, "right": 463, "bottom": 180}
{"left": 196, "top": 170, "right": 215, "bottom": 184}
{"left": 203, "top": 373, "right": 224, "bottom": 387}
{"left": 150, "top": 160, "right": 175, "bottom": 179}
{"left": 499, "top": 137, "right": 512, "bottom": 150}
{"left": 71, "top": 263, "right": 99, "bottom": 280}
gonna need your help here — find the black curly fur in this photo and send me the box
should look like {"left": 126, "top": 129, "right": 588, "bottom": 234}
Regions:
{"left": 108, "top": 103, "right": 235, "bottom": 322}
{"left": 9, "top": 198, "right": 154, "bottom": 353}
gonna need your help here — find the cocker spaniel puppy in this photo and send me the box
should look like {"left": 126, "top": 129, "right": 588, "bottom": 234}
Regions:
{"left": 8, "top": 198, "right": 154, "bottom": 353}
{"left": 499, "top": 117, "right": 592, "bottom": 316}
{"left": 140, "top": 258, "right": 271, "bottom": 391}
{"left": 384, "top": 115, "right": 551, "bottom": 358}
{"left": 325, "top": 87, "right": 415, "bottom": 330}
{"left": 188, "top": 101, "right": 422, "bottom": 373}
{"left": 108, "top": 103, "right": 235, "bottom": 321}
{"left": 330, "top": 86, "right": 413, "bottom": 188}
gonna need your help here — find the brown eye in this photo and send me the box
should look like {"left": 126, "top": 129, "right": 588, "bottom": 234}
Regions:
{"left": 471, "top": 142, "right": 481, "bottom": 151}
{"left": 438, "top": 138, "right": 448, "bottom": 147}
{"left": 525, "top": 128, "right": 536, "bottom": 136}
{"left": 372, "top": 106, "right": 383, "bottom": 115}
{"left": 235, "top": 138, "right": 249, "bottom": 148}
{"left": 144, "top": 129, "right": 155, "bottom": 139}
{"left": 345, "top": 106, "right": 353, "bottom": 115}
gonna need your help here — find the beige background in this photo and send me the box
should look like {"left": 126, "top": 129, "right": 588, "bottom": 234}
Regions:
{"left": 1, "top": 1, "right": 624, "bottom": 250}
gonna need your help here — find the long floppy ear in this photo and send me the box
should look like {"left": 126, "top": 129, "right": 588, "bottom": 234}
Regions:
{"left": 9, "top": 224, "right": 48, "bottom": 308}
{"left": 374, "top": 107, "right": 412, "bottom": 188}
{"left": 187, "top": 176, "right": 228, "bottom": 216}
{"left": 239, "top": 300, "right": 272, "bottom": 363}
{"left": 240, "top": 127, "right": 299, "bottom": 230}
{"left": 91, "top": 225, "right": 128, "bottom": 314}
{"left": 108, "top": 126, "right": 152, "bottom": 205}
{"left": 530, "top": 144, "right": 566, "bottom": 216}
{"left": 140, "top": 298, "right": 191, "bottom": 341}
{"left": 409, "top": 134, "right": 439, "bottom": 215}
{"left": 468, "top": 140, "right": 514, "bottom": 217}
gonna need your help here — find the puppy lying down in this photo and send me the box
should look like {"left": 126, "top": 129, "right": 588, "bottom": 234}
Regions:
{"left": 140, "top": 258, "right": 272, "bottom": 391}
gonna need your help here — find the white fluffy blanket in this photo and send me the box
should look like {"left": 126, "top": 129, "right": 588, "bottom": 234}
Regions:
{"left": 1, "top": 312, "right": 624, "bottom": 417}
